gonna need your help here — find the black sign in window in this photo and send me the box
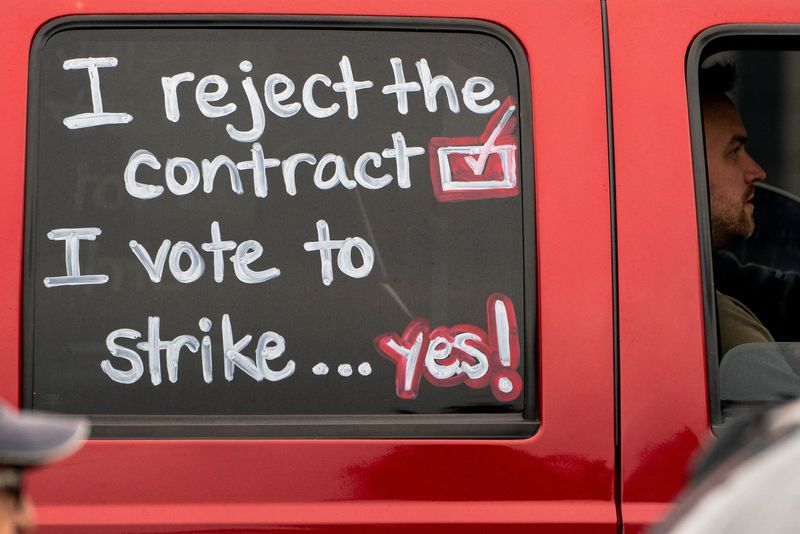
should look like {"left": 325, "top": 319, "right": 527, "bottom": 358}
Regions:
{"left": 24, "top": 17, "right": 535, "bottom": 438}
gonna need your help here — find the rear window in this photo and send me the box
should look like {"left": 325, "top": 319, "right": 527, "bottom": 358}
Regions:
{"left": 23, "top": 17, "right": 536, "bottom": 438}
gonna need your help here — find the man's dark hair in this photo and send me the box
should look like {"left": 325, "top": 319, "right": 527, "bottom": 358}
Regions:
{"left": 699, "top": 62, "right": 737, "bottom": 103}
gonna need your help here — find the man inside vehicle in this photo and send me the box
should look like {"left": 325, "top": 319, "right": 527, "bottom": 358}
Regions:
{"left": 700, "top": 63, "right": 800, "bottom": 405}
{"left": 700, "top": 62, "right": 774, "bottom": 356}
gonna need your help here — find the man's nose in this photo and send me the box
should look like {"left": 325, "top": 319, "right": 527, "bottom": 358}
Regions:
{"left": 744, "top": 150, "right": 767, "bottom": 183}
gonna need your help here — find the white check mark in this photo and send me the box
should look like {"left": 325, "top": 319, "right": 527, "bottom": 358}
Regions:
{"left": 464, "top": 105, "right": 516, "bottom": 175}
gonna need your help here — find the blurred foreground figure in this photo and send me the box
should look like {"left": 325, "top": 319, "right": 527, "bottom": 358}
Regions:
{"left": 656, "top": 399, "right": 800, "bottom": 533}
{"left": 0, "top": 400, "right": 88, "bottom": 534}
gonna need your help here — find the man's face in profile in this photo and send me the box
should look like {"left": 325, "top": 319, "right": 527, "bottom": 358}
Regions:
{"left": 703, "top": 95, "right": 767, "bottom": 250}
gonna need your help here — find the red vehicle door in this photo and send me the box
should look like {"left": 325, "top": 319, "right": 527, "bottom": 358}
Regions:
{"left": 610, "top": 0, "right": 800, "bottom": 531}
{"left": 0, "top": 0, "right": 616, "bottom": 532}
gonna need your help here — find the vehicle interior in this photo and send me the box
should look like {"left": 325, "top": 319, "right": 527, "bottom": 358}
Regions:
{"left": 701, "top": 46, "right": 800, "bottom": 416}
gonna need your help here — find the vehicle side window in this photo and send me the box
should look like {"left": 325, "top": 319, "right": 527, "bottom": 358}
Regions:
{"left": 690, "top": 34, "right": 800, "bottom": 422}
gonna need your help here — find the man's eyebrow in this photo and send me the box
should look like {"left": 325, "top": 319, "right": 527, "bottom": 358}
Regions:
{"left": 728, "top": 134, "right": 748, "bottom": 146}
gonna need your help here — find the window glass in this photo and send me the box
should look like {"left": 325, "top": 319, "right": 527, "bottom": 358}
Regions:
{"left": 693, "top": 36, "right": 800, "bottom": 418}
{"left": 23, "top": 17, "right": 535, "bottom": 438}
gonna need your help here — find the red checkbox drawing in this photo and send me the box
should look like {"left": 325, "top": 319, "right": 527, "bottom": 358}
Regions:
{"left": 429, "top": 97, "right": 519, "bottom": 202}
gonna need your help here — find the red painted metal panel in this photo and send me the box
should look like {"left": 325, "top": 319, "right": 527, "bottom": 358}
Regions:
{"left": 608, "top": 0, "right": 800, "bottom": 530}
{"left": 0, "top": 0, "right": 615, "bottom": 531}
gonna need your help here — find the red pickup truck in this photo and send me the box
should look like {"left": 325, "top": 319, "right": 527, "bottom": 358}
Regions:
{"left": 3, "top": 0, "right": 799, "bottom": 531}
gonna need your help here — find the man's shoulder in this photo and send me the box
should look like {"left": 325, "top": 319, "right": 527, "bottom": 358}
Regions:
{"left": 717, "top": 290, "right": 775, "bottom": 356}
